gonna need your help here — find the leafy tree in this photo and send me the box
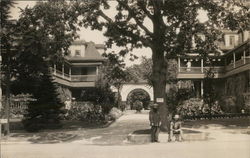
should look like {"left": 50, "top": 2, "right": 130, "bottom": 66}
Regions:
{"left": 10, "top": 1, "right": 79, "bottom": 131}
{"left": 13, "top": 1, "right": 79, "bottom": 92}
{"left": 73, "top": 0, "right": 249, "bottom": 130}
{"left": 126, "top": 57, "right": 153, "bottom": 84}
{"left": 126, "top": 57, "right": 178, "bottom": 85}
{"left": 101, "top": 52, "right": 131, "bottom": 109}
{"left": 80, "top": 76, "right": 116, "bottom": 114}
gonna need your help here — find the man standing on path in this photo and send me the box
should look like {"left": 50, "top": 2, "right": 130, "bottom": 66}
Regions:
{"left": 149, "top": 103, "right": 161, "bottom": 142}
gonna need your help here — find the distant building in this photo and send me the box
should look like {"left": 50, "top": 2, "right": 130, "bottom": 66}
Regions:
{"left": 177, "top": 30, "right": 250, "bottom": 98}
{"left": 52, "top": 40, "right": 105, "bottom": 101}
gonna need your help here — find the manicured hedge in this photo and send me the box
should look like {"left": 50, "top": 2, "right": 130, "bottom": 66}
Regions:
{"left": 183, "top": 113, "right": 250, "bottom": 120}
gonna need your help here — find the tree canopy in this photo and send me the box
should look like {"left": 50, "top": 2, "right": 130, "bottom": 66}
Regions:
{"left": 126, "top": 57, "right": 178, "bottom": 85}
{"left": 11, "top": 1, "right": 79, "bottom": 94}
{"left": 72, "top": 0, "right": 249, "bottom": 130}
{"left": 7, "top": 1, "right": 80, "bottom": 132}
{"left": 74, "top": 0, "right": 249, "bottom": 57}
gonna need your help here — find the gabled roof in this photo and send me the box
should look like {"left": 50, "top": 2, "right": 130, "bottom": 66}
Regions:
{"left": 85, "top": 42, "right": 104, "bottom": 60}
{"left": 65, "top": 41, "right": 105, "bottom": 62}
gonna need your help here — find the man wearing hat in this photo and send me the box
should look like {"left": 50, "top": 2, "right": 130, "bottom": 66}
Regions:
{"left": 149, "top": 103, "right": 161, "bottom": 142}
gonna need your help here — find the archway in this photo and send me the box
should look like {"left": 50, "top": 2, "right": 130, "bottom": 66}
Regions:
{"left": 126, "top": 89, "right": 151, "bottom": 110}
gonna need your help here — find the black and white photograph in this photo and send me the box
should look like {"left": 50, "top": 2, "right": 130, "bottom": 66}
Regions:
{"left": 0, "top": 0, "right": 250, "bottom": 157}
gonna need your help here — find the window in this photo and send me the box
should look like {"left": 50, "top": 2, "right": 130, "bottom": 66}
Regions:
{"left": 75, "top": 50, "right": 80, "bottom": 56}
{"left": 229, "top": 36, "right": 235, "bottom": 46}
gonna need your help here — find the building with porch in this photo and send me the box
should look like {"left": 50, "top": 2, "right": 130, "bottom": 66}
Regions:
{"left": 52, "top": 40, "right": 105, "bottom": 101}
{"left": 120, "top": 31, "right": 250, "bottom": 110}
{"left": 177, "top": 31, "right": 250, "bottom": 99}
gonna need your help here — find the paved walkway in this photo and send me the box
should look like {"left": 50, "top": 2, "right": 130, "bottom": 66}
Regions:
{"left": 1, "top": 111, "right": 250, "bottom": 158}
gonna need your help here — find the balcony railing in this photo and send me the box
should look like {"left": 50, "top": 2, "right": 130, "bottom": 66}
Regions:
{"left": 71, "top": 75, "right": 97, "bottom": 82}
{"left": 52, "top": 69, "right": 97, "bottom": 82}
{"left": 180, "top": 66, "right": 225, "bottom": 74}
{"left": 179, "top": 55, "right": 249, "bottom": 76}
{"left": 203, "top": 67, "right": 225, "bottom": 73}
{"left": 179, "top": 67, "right": 202, "bottom": 73}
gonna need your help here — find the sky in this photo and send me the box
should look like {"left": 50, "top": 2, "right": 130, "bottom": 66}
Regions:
{"left": 10, "top": 1, "right": 208, "bottom": 67}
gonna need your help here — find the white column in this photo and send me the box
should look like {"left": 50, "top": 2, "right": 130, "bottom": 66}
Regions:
{"left": 243, "top": 50, "right": 246, "bottom": 64}
{"left": 96, "top": 66, "right": 99, "bottom": 75}
{"left": 201, "top": 59, "right": 204, "bottom": 73}
{"left": 233, "top": 53, "right": 236, "bottom": 68}
{"left": 69, "top": 67, "right": 71, "bottom": 78}
{"left": 178, "top": 57, "right": 180, "bottom": 72}
{"left": 54, "top": 64, "right": 56, "bottom": 75}
{"left": 201, "top": 80, "right": 204, "bottom": 97}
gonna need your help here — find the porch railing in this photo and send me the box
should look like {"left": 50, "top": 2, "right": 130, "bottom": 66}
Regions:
{"left": 71, "top": 75, "right": 97, "bottom": 82}
{"left": 179, "top": 56, "right": 249, "bottom": 74}
{"left": 179, "top": 67, "right": 202, "bottom": 73}
{"left": 52, "top": 69, "right": 97, "bottom": 82}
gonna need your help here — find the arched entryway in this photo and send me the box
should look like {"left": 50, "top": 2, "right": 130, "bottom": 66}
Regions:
{"left": 126, "top": 89, "right": 151, "bottom": 110}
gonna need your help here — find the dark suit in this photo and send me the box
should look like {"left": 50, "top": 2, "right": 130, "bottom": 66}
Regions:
{"left": 149, "top": 109, "right": 161, "bottom": 142}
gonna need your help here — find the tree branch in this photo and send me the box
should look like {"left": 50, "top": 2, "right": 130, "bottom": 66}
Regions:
{"left": 98, "top": 10, "right": 113, "bottom": 23}
{"left": 137, "top": 0, "right": 153, "bottom": 20}
{"left": 97, "top": 6, "right": 153, "bottom": 48}
{"left": 116, "top": 0, "right": 153, "bottom": 37}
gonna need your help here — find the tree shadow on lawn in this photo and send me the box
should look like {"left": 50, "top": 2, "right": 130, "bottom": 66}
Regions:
{"left": 8, "top": 120, "right": 113, "bottom": 144}
{"left": 9, "top": 131, "right": 82, "bottom": 144}
{"left": 183, "top": 117, "right": 250, "bottom": 129}
{"left": 133, "top": 129, "right": 201, "bottom": 134}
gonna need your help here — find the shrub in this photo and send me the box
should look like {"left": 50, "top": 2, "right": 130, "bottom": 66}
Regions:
{"left": 22, "top": 73, "right": 64, "bottom": 132}
{"left": 80, "top": 85, "right": 116, "bottom": 114}
{"left": 66, "top": 102, "right": 106, "bottom": 123}
{"left": 177, "top": 98, "right": 223, "bottom": 117}
{"left": 133, "top": 100, "right": 143, "bottom": 113}
{"left": 219, "top": 96, "right": 237, "bottom": 113}
{"left": 166, "top": 86, "right": 195, "bottom": 114}
{"left": 127, "top": 90, "right": 150, "bottom": 110}
{"left": 108, "top": 107, "right": 123, "bottom": 121}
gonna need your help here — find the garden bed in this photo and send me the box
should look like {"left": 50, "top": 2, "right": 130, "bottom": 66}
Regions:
{"left": 183, "top": 113, "right": 250, "bottom": 120}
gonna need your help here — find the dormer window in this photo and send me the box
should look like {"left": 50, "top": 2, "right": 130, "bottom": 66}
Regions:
{"left": 75, "top": 50, "right": 81, "bottom": 56}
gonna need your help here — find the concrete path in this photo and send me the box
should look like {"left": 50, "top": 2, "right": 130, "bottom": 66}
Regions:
{"left": 1, "top": 111, "right": 250, "bottom": 158}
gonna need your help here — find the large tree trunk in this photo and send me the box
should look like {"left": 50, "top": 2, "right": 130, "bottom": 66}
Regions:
{"left": 151, "top": 8, "right": 170, "bottom": 131}
{"left": 151, "top": 44, "right": 169, "bottom": 131}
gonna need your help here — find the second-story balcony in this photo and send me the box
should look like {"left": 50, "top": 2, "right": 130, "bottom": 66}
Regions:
{"left": 52, "top": 67, "right": 98, "bottom": 87}
{"left": 177, "top": 40, "right": 250, "bottom": 79}
{"left": 53, "top": 69, "right": 97, "bottom": 82}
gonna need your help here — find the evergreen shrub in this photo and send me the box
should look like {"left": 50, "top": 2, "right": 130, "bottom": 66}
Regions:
{"left": 22, "top": 73, "right": 64, "bottom": 132}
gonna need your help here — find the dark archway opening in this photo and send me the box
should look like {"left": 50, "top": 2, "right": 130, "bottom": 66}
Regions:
{"left": 126, "top": 89, "right": 151, "bottom": 110}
